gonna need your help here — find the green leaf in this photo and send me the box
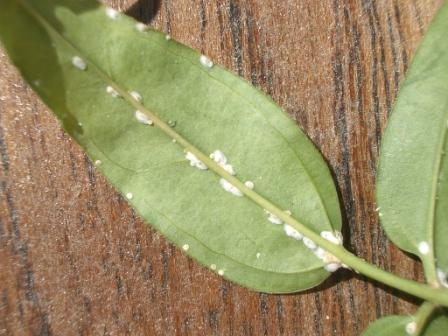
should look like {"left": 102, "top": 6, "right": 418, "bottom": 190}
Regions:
{"left": 362, "top": 308, "right": 448, "bottom": 336}
{"left": 362, "top": 315, "right": 413, "bottom": 336}
{"left": 376, "top": 2, "right": 448, "bottom": 285}
{"left": 0, "top": 0, "right": 342, "bottom": 293}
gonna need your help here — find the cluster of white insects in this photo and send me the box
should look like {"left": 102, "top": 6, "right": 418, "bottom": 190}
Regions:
{"left": 266, "top": 210, "right": 345, "bottom": 272}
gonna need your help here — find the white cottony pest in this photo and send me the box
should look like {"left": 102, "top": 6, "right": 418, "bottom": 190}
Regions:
{"left": 135, "top": 111, "right": 153, "bottom": 125}
{"left": 320, "top": 231, "right": 343, "bottom": 245}
{"left": 223, "top": 164, "right": 236, "bottom": 175}
{"left": 135, "top": 22, "right": 148, "bottom": 32}
{"left": 129, "top": 90, "right": 143, "bottom": 102}
{"left": 324, "top": 263, "right": 340, "bottom": 273}
{"left": 405, "top": 321, "right": 417, "bottom": 335}
{"left": 437, "top": 268, "right": 448, "bottom": 288}
{"left": 418, "top": 241, "right": 430, "bottom": 255}
{"left": 244, "top": 181, "right": 254, "bottom": 189}
{"left": 303, "top": 237, "right": 317, "bottom": 250}
{"left": 185, "top": 152, "right": 207, "bottom": 170}
{"left": 265, "top": 210, "right": 283, "bottom": 225}
{"left": 219, "top": 178, "right": 243, "bottom": 197}
{"left": 106, "top": 85, "right": 120, "bottom": 98}
{"left": 283, "top": 224, "right": 303, "bottom": 240}
{"left": 210, "top": 150, "right": 227, "bottom": 165}
{"left": 106, "top": 7, "right": 119, "bottom": 19}
{"left": 200, "top": 55, "right": 214, "bottom": 68}
{"left": 72, "top": 56, "right": 87, "bottom": 70}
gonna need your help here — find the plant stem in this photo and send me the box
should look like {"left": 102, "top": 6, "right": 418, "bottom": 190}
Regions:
{"left": 22, "top": 0, "right": 448, "bottom": 307}
{"left": 413, "top": 302, "right": 438, "bottom": 335}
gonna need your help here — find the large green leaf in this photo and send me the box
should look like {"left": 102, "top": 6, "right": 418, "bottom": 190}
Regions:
{"left": 376, "top": 2, "right": 448, "bottom": 285}
{"left": 362, "top": 308, "right": 448, "bottom": 336}
{"left": 0, "top": 0, "right": 342, "bottom": 292}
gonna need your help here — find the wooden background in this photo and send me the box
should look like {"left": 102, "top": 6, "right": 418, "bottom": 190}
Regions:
{"left": 0, "top": 0, "right": 443, "bottom": 335}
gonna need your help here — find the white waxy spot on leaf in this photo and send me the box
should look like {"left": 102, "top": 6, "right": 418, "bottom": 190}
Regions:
{"left": 210, "top": 150, "right": 227, "bottom": 165}
{"left": 129, "top": 90, "right": 143, "bottom": 102}
{"left": 94, "top": 160, "right": 102, "bottom": 166}
{"left": 218, "top": 269, "right": 225, "bottom": 276}
{"left": 244, "top": 181, "right": 254, "bottom": 189}
{"left": 172, "top": 139, "right": 177, "bottom": 143}
{"left": 436, "top": 268, "right": 448, "bottom": 288}
{"left": 182, "top": 244, "right": 189, "bottom": 251}
{"left": 283, "top": 224, "right": 303, "bottom": 240}
{"left": 168, "top": 120, "right": 176, "bottom": 127}
{"left": 313, "top": 247, "right": 327, "bottom": 260}
{"left": 106, "top": 7, "right": 119, "bottom": 19}
{"left": 324, "top": 263, "right": 340, "bottom": 273}
{"left": 405, "top": 321, "right": 417, "bottom": 335}
{"left": 418, "top": 241, "right": 430, "bottom": 255}
{"left": 265, "top": 210, "right": 283, "bottom": 225}
{"left": 219, "top": 178, "right": 243, "bottom": 197}
{"left": 200, "top": 55, "right": 214, "bottom": 68}
{"left": 165, "top": 34, "right": 171, "bottom": 40}
{"left": 126, "top": 192, "right": 133, "bottom": 200}
{"left": 186, "top": 151, "right": 208, "bottom": 170}
{"left": 210, "top": 264, "right": 217, "bottom": 270}
{"left": 210, "top": 149, "right": 238, "bottom": 175}
{"left": 223, "top": 164, "right": 236, "bottom": 175}
{"left": 72, "top": 56, "right": 87, "bottom": 70}
{"left": 375, "top": 207, "right": 381, "bottom": 212}
{"left": 303, "top": 237, "right": 317, "bottom": 250}
{"left": 256, "top": 252, "right": 261, "bottom": 259}
{"left": 135, "top": 22, "right": 148, "bottom": 32}
{"left": 135, "top": 111, "right": 153, "bottom": 125}
{"left": 285, "top": 210, "right": 292, "bottom": 215}
{"left": 106, "top": 86, "right": 120, "bottom": 98}
{"left": 320, "top": 231, "right": 343, "bottom": 245}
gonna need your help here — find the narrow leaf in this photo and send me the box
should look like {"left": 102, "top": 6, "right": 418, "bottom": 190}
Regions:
{"left": 0, "top": 0, "right": 342, "bottom": 292}
{"left": 376, "top": 3, "right": 448, "bottom": 285}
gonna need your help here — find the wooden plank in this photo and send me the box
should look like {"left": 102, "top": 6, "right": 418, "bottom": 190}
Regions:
{"left": 0, "top": 0, "right": 442, "bottom": 335}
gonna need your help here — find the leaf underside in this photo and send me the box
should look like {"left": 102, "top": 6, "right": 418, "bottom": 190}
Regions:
{"left": 0, "top": 0, "right": 342, "bottom": 293}
{"left": 376, "top": 3, "right": 448, "bottom": 281}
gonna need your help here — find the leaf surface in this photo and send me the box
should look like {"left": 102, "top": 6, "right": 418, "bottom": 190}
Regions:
{"left": 362, "top": 309, "right": 448, "bottom": 336}
{"left": 376, "top": 3, "right": 448, "bottom": 284}
{"left": 0, "top": 0, "right": 342, "bottom": 292}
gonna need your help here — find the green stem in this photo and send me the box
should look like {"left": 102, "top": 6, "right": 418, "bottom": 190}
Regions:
{"left": 22, "top": 0, "right": 448, "bottom": 307}
{"left": 413, "top": 302, "right": 438, "bottom": 335}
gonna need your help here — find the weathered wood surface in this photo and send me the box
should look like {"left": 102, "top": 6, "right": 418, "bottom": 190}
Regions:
{"left": 0, "top": 0, "right": 442, "bottom": 335}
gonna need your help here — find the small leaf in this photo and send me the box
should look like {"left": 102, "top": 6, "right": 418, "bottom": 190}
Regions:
{"left": 0, "top": 0, "right": 342, "bottom": 292}
{"left": 376, "top": 3, "right": 448, "bottom": 284}
{"left": 362, "top": 309, "right": 448, "bottom": 336}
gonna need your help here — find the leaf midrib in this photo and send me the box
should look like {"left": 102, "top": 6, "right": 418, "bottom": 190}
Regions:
{"left": 425, "top": 99, "right": 448, "bottom": 283}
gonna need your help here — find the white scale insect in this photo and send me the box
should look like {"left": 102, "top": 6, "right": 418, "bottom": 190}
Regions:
{"left": 219, "top": 178, "right": 243, "bottom": 197}
{"left": 135, "top": 22, "right": 148, "bottom": 32}
{"left": 135, "top": 111, "right": 153, "bottom": 125}
{"left": 129, "top": 91, "right": 143, "bottom": 102}
{"left": 199, "top": 55, "right": 214, "bottom": 69}
{"left": 106, "top": 86, "right": 120, "bottom": 98}
{"left": 106, "top": 7, "right": 119, "bottom": 20}
{"left": 185, "top": 152, "right": 207, "bottom": 170}
{"left": 72, "top": 56, "right": 87, "bottom": 71}
{"left": 418, "top": 241, "right": 430, "bottom": 255}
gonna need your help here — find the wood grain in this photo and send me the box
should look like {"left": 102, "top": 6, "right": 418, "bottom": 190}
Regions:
{"left": 0, "top": 0, "right": 443, "bottom": 335}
